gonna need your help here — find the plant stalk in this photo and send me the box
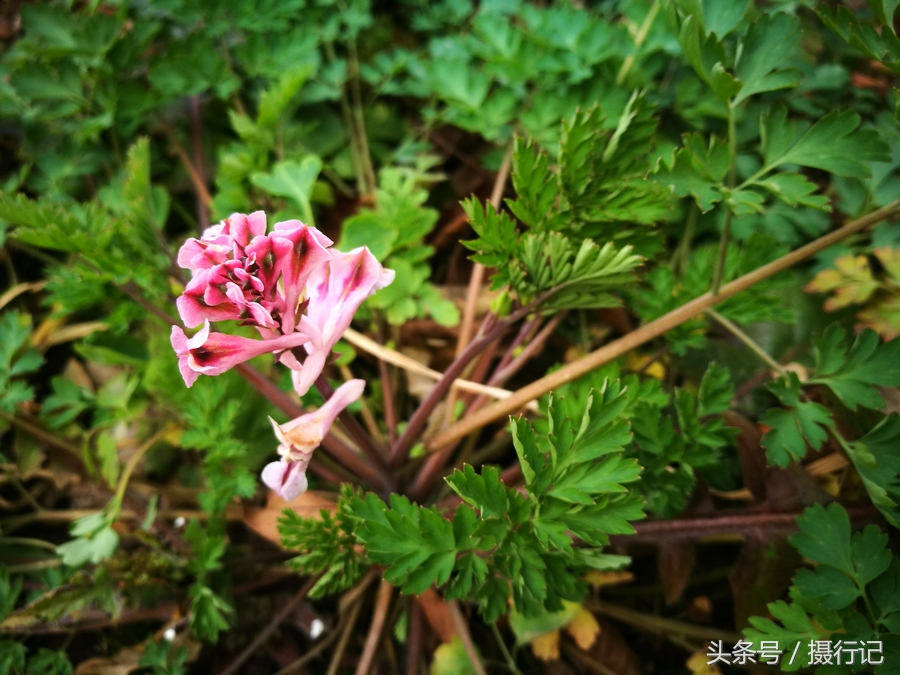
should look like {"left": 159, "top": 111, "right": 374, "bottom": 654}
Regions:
{"left": 391, "top": 297, "right": 547, "bottom": 468}
{"left": 711, "top": 103, "right": 738, "bottom": 293}
{"left": 448, "top": 600, "right": 488, "bottom": 675}
{"left": 220, "top": 574, "right": 321, "bottom": 675}
{"left": 425, "top": 200, "right": 900, "bottom": 453}
{"left": 707, "top": 310, "right": 786, "bottom": 376}
{"left": 354, "top": 578, "right": 394, "bottom": 675}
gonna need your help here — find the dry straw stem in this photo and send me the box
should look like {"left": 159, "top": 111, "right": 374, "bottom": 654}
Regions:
{"left": 586, "top": 599, "right": 743, "bottom": 645}
{"left": 448, "top": 599, "right": 489, "bottom": 675}
{"left": 454, "top": 143, "right": 514, "bottom": 358}
{"left": 219, "top": 574, "right": 321, "bottom": 675}
{"left": 425, "top": 200, "right": 900, "bottom": 453}
{"left": 342, "top": 328, "right": 537, "bottom": 411}
{"left": 354, "top": 578, "right": 394, "bottom": 675}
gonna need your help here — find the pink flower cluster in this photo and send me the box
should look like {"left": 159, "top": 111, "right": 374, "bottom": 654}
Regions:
{"left": 171, "top": 211, "right": 393, "bottom": 500}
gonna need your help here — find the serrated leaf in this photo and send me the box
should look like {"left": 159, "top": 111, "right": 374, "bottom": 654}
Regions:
{"left": 757, "top": 173, "right": 830, "bottom": 210}
{"left": 761, "top": 105, "right": 891, "bottom": 178}
{"left": 257, "top": 64, "right": 311, "bottom": 129}
{"left": 806, "top": 255, "right": 879, "bottom": 310}
{"left": 843, "top": 414, "right": 900, "bottom": 528}
{"left": 446, "top": 464, "right": 509, "bottom": 519}
{"left": 760, "top": 373, "right": 833, "bottom": 467}
{"left": 743, "top": 600, "right": 829, "bottom": 671}
{"left": 810, "top": 324, "right": 900, "bottom": 410}
{"left": 733, "top": 13, "right": 802, "bottom": 104}
{"left": 697, "top": 362, "right": 733, "bottom": 416}
{"left": 653, "top": 144, "right": 723, "bottom": 213}
{"left": 794, "top": 566, "right": 860, "bottom": 610}
{"left": 867, "top": 0, "right": 900, "bottom": 34}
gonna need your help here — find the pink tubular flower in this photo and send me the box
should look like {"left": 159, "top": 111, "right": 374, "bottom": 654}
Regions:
{"left": 261, "top": 460, "right": 310, "bottom": 502}
{"left": 287, "top": 248, "right": 395, "bottom": 396}
{"left": 170, "top": 320, "right": 310, "bottom": 387}
{"left": 172, "top": 210, "right": 395, "bottom": 499}
{"left": 261, "top": 379, "right": 365, "bottom": 500}
{"left": 271, "top": 221, "right": 333, "bottom": 334}
{"left": 177, "top": 211, "right": 267, "bottom": 274}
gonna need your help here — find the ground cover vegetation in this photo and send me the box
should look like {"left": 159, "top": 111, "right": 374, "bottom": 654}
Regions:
{"left": 1, "top": 0, "right": 899, "bottom": 673}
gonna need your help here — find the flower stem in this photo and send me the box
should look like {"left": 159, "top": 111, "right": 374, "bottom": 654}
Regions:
{"left": 616, "top": 0, "right": 660, "bottom": 85}
{"left": 354, "top": 578, "right": 394, "bottom": 675}
{"left": 110, "top": 426, "right": 171, "bottom": 515}
{"left": 391, "top": 296, "right": 547, "bottom": 469}
{"left": 491, "top": 622, "right": 524, "bottom": 675}
{"left": 711, "top": 102, "right": 738, "bottom": 294}
{"left": 707, "top": 309, "right": 786, "bottom": 376}
{"left": 449, "top": 600, "right": 488, "bottom": 675}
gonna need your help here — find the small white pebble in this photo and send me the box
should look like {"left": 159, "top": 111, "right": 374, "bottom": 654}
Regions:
{"left": 164, "top": 627, "right": 176, "bottom": 642}
{"left": 173, "top": 517, "right": 186, "bottom": 528}
{"left": 309, "top": 618, "right": 325, "bottom": 639}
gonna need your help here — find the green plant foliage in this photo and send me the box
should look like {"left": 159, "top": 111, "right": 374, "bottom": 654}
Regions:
{"left": 631, "top": 233, "right": 792, "bottom": 355}
{"left": 140, "top": 638, "right": 190, "bottom": 675}
{"left": 184, "top": 519, "right": 232, "bottom": 642}
{"left": 348, "top": 389, "right": 644, "bottom": 622}
{"left": 808, "top": 325, "right": 900, "bottom": 411}
{"left": 744, "top": 503, "right": 900, "bottom": 673}
{"left": 760, "top": 325, "right": 900, "bottom": 526}
{"left": 177, "top": 376, "right": 259, "bottom": 516}
{"left": 278, "top": 486, "right": 368, "bottom": 598}
{"left": 504, "top": 94, "right": 673, "bottom": 248}
{"left": 0, "top": 569, "right": 118, "bottom": 633}
{"left": 465, "top": 199, "right": 643, "bottom": 310}
{"left": 341, "top": 159, "right": 459, "bottom": 325}
{"left": 1, "top": 139, "right": 173, "bottom": 314}
{"left": 0, "top": 641, "right": 74, "bottom": 675}
{"left": 820, "top": 2, "right": 900, "bottom": 75}
{"left": 543, "top": 360, "right": 734, "bottom": 517}
{"left": 760, "top": 373, "right": 834, "bottom": 469}
{"left": 0, "top": 311, "right": 44, "bottom": 414}
{"left": 3, "top": 0, "right": 900, "bottom": 669}
{"left": 56, "top": 512, "right": 120, "bottom": 568}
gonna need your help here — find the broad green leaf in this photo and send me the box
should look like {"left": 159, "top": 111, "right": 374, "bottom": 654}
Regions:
{"left": 251, "top": 157, "right": 323, "bottom": 224}
{"left": 757, "top": 173, "right": 830, "bottom": 211}
{"left": 733, "top": 13, "right": 802, "bottom": 104}
{"left": 810, "top": 325, "right": 900, "bottom": 410}
{"left": 761, "top": 105, "right": 891, "bottom": 178}
{"left": 338, "top": 211, "right": 397, "bottom": 259}
{"left": 791, "top": 503, "right": 855, "bottom": 578}
{"left": 760, "top": 373, "right": 833, "bottom": 467}
{"left": 701, "top": 0, "right": 750, "bottom": 38}
{"left": 794, "top": 566, "right": 859, "bottom": 610}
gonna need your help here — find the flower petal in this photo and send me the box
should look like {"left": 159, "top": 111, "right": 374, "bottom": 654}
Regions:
{"left": 261, "top": 461, "right": 309, "bottom": 501}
